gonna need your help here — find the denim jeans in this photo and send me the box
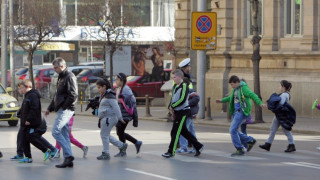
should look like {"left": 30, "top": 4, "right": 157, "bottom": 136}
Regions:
{"left": 230, "top": 111, "right": 254, "bottom": 149}
{"left": 267, "top": 117, "right": 294, "bottom": 144}
{"left": 179, "top": 117, "right": 196, "bottom": 149}
{"left": 52, "top": 108, "right": 74, "bottom": 158}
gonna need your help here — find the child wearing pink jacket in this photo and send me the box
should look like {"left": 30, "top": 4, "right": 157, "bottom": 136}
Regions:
{"left": 55, "top": 114, "right": 88, "bottom": 158}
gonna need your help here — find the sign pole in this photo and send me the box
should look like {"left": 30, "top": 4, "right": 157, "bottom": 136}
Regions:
{"left": 196, "top": 0, "right": 206, "bottom": 119}
{"left": 1, "top": 0, "right": 8, "bottom": 87}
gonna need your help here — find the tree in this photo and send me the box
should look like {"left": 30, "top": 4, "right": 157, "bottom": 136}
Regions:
{"left": 14, "top": 0, "right": 61, "bottom": 88}
{"left": 78, "top": 0, "right": 138, "bottom": 86}
{"left": 249, "top": 0, "right": 263, "bottom": 123}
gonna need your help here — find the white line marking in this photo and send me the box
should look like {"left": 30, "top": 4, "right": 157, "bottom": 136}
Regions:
{"left": 125, "top": 168, "right": 177, "bottom": 180}
{"left": 254, "top": 151, "right": 313, "bottom": 160}
{"left": 282, "top": 162, "right": 320, "bottom": 170}
{"left": 296, "top": 162, "right": 320, "bottom": 168}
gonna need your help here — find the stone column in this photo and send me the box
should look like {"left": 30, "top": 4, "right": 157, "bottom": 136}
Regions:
{"left": 261, "top": 0, "right": 278, "bottom": 51}
{"left": 231, "top": 0, "right": 243, "bottom": 51}
{"left": 301, "top": 0, "right": 318, "bottom": 51}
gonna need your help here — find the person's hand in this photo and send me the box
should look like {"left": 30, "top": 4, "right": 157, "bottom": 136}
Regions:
{"left": 45, "top": 110, "right": 50, "bottom": 117}
{"left": 260, "top": 104, "right": 267, "bottom": 108}
{"left": 170, "top": 112, "right": 175, "bottom": 121}
{"left": 25, "top": 121, "right": 30, "bottom": 126}
{"left": 216, "top": 99, "right": 222, "bottom": 103}
{"left": 119, "top": 119, "right": 126, "bottom": 124}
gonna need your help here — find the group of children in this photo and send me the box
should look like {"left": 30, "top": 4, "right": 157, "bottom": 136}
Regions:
{"left": 8, "top": 79, "right": 88, "bottom": 163}
{"left": 6, "top": 71, "right": 144, "bottom": 163}
{"left": 94, "top": 73, "right": 142, "bottom": 160}
{"left": 215, "top": 76, "right": 320, "bottom": 155}
{"left": 1, "top": 63, "right": 319, "bottom": 163}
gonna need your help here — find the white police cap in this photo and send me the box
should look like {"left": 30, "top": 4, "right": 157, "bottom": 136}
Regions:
{"left": 179, "top": 58, "right": 191, "bottom": 68}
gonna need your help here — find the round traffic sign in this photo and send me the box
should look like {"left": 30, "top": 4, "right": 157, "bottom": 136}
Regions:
{"left": 196, "top": 15, "right": 212, "bottom": 33}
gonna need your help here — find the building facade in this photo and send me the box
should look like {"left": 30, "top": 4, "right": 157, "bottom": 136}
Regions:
{"left": 175, "top": 0, "right": 320, "bottom": 116}
{"left": 7, "top": 0, "right": 176, "bottom": 75}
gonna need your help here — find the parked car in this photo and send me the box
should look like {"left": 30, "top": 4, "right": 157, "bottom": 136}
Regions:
{"left": 0, "top": 70, "right": 11, "bottom": 87}
{"left": 125, "top": 69, "right": 172, "bottom": 98}
{"left": 32, "top": 68, "right": 55, "bottom": 99}
{"left": 15, "top": 65, "right": 52, "bottom": 86}
{"left": 49, "top": 66, "right": 94, "bottom": 98}
{"left": 87, "top": 69, "right": 172, "bottom": 99}
{"left": 76, "top": 68, "right": 104, "bottom": 85}
{"left": 0, "top": 83, "right": 19, "bottom": 126}
{"left": 79, "top": 61, "right": 104, "bottom": 67}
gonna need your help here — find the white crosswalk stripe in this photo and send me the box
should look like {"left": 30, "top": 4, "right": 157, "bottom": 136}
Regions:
{"left": 281, "top": 162, "right": 320, "bottom": 170}
{"left": 253, "top": 151, "right": 314, "bottom": 160}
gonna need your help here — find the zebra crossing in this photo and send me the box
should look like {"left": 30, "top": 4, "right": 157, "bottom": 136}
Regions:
{"left": 142, "top": 148, "right": 320, "bottom": 170}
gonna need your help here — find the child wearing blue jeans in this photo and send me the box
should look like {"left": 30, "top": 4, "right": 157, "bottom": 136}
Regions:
{"left": 216, "top": 75, "right": 266, "bottom": 156}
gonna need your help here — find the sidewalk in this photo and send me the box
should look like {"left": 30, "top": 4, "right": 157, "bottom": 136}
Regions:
{"left": 41, "top": 100, "right": 320, "bottom": 135}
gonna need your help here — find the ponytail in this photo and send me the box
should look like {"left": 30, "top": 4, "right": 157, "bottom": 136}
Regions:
{"left": 280, "top": 80, "right": 292, "bottom": 92}
{"left": 116, "top": 73, "right": 127, "bottom": 95}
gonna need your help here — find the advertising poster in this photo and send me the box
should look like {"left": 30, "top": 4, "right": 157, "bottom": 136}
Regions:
{"left": 131, "top": 45, "right": 165, "bottom": 80}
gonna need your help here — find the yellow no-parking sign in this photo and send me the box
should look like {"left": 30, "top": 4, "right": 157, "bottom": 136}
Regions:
{"left": 191, "top": 12, "right": 217, "bottom": 50}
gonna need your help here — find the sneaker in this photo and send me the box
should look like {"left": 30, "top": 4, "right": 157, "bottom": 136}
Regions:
{"left": 246, "top": 139, "right": 257, "bottom": 152}
{"left": 188, "top": 148, "right": 196, "bottom": 154}
{"left": 49, "top": 148, "right": 59, "bottom": 159}
{"left": 97, "top": 152, "right": 110, "bottom": 160}
{"left": 161, "top": 152, "right": 173, "bottom": 158}
{"left": 114, "top": 151, "right": 127, "bottom": 157}
{"left": 82, "top": 146, "right": 89, "bottom": 158}
{"left": 231, "top": 149, "right": 245, "bottom": 157}
{"left": 114, "top": 143, "right": 127, "bottom": 157}
{"left": 19, "top": 157, "right": 33, "bottom": 163}
{"left": 120, "top": 143, "right": 128, "bottom": 153}
{"left": 195, "top": 145, "right": 205, "bottom": 157}
{"left": 176, "top": 147, "right": 188, "bottom": 153}
{"left": 43, "top": 149, "right": 51, "bottom": 161}
{"left": 10, "top": 154, "right": 24, "bottom": 161}
{"left": 135, "top": 141, "right": 142, "bottom": 154}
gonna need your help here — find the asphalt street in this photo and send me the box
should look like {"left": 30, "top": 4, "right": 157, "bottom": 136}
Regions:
{"left": 0, "top": 114, "right": 319, "bottom": 180}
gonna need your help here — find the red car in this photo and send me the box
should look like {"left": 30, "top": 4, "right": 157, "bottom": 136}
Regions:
{"left": 32, "top": 68, "right": 55, "bottom": 98}
{"left": 125, "top": 69, "right": 172, "bottom": 98}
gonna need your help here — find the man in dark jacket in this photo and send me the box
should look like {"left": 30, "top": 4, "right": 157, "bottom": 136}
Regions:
{"left": 45, "top": 57, "right": 78, "bottom": 168}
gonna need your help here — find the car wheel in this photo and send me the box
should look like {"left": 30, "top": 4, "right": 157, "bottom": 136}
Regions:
{"left": 8, "top": 120, "right": 18, "bottom": 127}
{"left": 40, "top": 87, "right": 50, "bottom": 99}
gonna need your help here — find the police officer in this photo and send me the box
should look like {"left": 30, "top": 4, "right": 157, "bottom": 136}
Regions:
{"left": 178, "top": 58, "right": 193, "bottom": 89}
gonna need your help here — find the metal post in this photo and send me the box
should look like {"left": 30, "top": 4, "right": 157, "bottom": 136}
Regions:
{"left": 206, "top": 97, "right": 212, "bottom": 120}
{"left": 196, "top": 0, "right": 206, "bottom": 119}
{"left": 75, "top": 0, "right": 78, "bottom": 26}
{"left": 145, "top": 94, "right": 151, "bottom": 117}
{"left": 80, "top": 91, "right": 83, "bottom": 112}
{"left": 9, "top": 0, "right": 15, "bottom": 95}
{"left": 1, "top": 0, "right": 8, "bottom": 87}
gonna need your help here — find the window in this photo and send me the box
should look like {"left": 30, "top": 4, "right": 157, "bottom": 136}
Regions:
{"left": 247, "top": 0, "right": 263, "bottom": 36}
{"left": 152, "top": 0, "right": 174, "bottom": 27}
{"left": 285, "top": 0, "right": 302, "bottom": 35}
{"left": 122, "top": 0, "right": 151, "bottom": 26}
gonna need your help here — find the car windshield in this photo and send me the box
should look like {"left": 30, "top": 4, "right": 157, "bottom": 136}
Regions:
{"left": 0, "top": 85, "right": 5, "bottom": 94}
{"left": 127, "top": 76, "right": 140, "bottom": 82}
{"left": 33, "top": 70, "right": 41, "bottom": 78}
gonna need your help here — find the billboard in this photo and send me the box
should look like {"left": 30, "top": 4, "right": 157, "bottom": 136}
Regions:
{"left": 105, "top": 45, "right": 168, "bottom": 78}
